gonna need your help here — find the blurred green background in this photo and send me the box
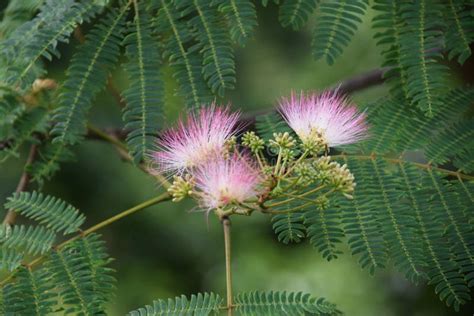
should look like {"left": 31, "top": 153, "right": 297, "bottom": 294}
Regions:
{"left": 1, "top": 3, "right": 472, "bottom": 315}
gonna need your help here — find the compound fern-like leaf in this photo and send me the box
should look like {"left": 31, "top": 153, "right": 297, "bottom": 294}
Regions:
{"left": 0, "top": 224, "right": 55, "bottom": 256}
{"left": 4, "top": 266, "right": 57, "bottom": 315}
{"left": 4, "top": 191, "right": 85, "bottom": 235}
{"left": 398, "top": 164, "right": 470, "bottom": 311}
{"left": 312, "top": 0, "right": 368, "bottom": 65}
{"left": 0, "top": 248, "right": 23, "bottom": 272}
{"left": 272, "top": 211, "right": 306, "bottom": 244}
{"left": 1, "top": 0, "right": 104, "bottom": 90}
{"left": 339, "top": 156, "right": 387, "bottom": 274}
{"left": 444, "top": 0, "right": 473, "bottom": 64}
{"left": 279, "top": 0, "right": 318, "bottom": 30}
{"left": 155, "top": 0, "right": 213, "bottom": 108}
{"left": 179, "top": 0, "right": 236, "bottom": 96}
{"left": 305, "top": 206, "right": 344, "bottom": 261}
{"left": 123, "top": 0, "right": 164, "bottom": 163}
{"left": 217, "top": 0, "right": 257, "bottom": 46}
{"left": 234, "top": 291, "right": 341, "bottom": 315}
{"left": 52, "top": 4, "right": 129, "bottom": 145}
{"left": 399, "top": 0, "right": 448, "bottom": 116}
{"left": 426, "top": 119, "right": 474, "bottom": 167}
{"left": 128, "top": 292, "right": 223, "bottom": 316}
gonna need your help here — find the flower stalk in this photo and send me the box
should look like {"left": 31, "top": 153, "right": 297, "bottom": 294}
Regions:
{"left": 222, "top": 217, "right": 233, "bottom": 316}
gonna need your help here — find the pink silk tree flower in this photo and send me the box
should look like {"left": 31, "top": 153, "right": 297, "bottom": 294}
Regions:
{"left": 278, "top": 91, "right": 368, "bottom": 147}
{"left": 193, "top": 153, "right": 262, "bottom": 210}
{"left": 151, "top": 105, "right": 240, "bottom": 174}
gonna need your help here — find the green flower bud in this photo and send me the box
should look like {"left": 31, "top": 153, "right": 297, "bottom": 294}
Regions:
{"left": 313, "top": 156, "right": 355, "bottom": 197}
{"left": 294, "top": 162, "right": 318, "bottom": 185}
{"left": 242, "top": 131, "right": 265, "bottom": 153}
{"left": 300, "top": 128, "right": 327, "bottom": 156}
{"left": 269, "top": 132, "right": 296, "bottom": 150}
{"left": 315, "top": 196, "right": 329, "bottom": 210}
{"left": 168, "top": 175, "right": 195, "bottom": 202}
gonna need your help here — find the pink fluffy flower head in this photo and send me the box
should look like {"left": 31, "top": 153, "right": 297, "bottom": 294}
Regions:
{"left": 152, "top": 104, "right": 240, "bottom": 174}
{"left": 279, "top": 91, "right": 368, "bottom": 147}
{"left": 193, "top": 153, "right": 262, "bottom": 210}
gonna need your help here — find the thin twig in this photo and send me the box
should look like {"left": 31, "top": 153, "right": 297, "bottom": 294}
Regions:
{"left": 334, "top": 67, "right": 388, "bottom": 95}
{"left": 265, "top": 185, "right": 326, "bottom": 208}
{"left": 87, "top": 124, "right": 171, "bottom": 189}
{"left": 240, "top": 67, "right": 389, "bottom": 122}
{"left": 3, "top": 144, "right": 37, "bottom": 225}
{"left": 222, "top": 217, "right": 233, "bottom": 316}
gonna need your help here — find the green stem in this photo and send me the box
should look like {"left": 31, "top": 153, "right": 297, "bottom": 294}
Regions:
{"left": 283, "top": 150, "right": 309, "bottom": 177}
{"left": 273, "top": 149, "right": 283, "bottom": 176}
{"left": 281, "top": 175, "right": 302, "bottom": 191}
{"left": 87, "top": 124, "right": 171, "bottom": 189}
{"left": 3, "top": 144, "right": 37, "bottom": 225}
{"left": 262, "top": 201, "right": 312, "bottom": 214}
{"left": 0, "top": 192, "right": 172, "bottom": 286}
{"left": 263, "top": 189, "right": 335, "bottom": 214}
{"left": 255, "top": 152, "right": 265, "bottom": 170}
{"left": 265, "top": 184, "right": 326, "bottom": 208}
{"left": 88, "top": 124, "right": 128, "bottom": 152}
{"left": 222, "top": 218, "right": 233, "bottom": 316}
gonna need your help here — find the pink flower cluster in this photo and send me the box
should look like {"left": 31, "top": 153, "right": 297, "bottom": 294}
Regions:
{"left": 193, "top": 152, "right": 261, "bottom": 209}
{"left": 152, "top": 104, "right": 262, "bottom": 210}
{"left": 151, "top": 91, "right": 367, "bottom": 210}
{"left": 279, "top": 91, "right": 368, "bottom": 147}
{"left": 152, "top": 104, "right": 240, "bottom": 174}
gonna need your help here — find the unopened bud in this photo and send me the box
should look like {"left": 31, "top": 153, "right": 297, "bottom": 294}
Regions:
{"left": 168, "top": 175, "right": 195, "bottom": 202}
{"left": 242, "top": 131, "right": 265, "bottom": 153}
{"left": 269, "top": 132, "right": 296, "bottom": 150}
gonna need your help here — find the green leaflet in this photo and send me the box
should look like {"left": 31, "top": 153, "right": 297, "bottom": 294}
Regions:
{"left": 444, "top": 0, "right": 473, "bottom": 64}
{"left": 279, "top": 0, "right": 318, "bottom": 30}
{"left": 4, "top": 191, "right": 85, "bottom": 235}
{"left": 178, "top": 0, "right": 236, "bottom": 96}
{"left": 272, "top": 211, "right": 306, "bottom": 244}
{"left": 234, "top": 291, "right": 341, "bottom": 315}
{"left": 122, "top": 1, "right": 164, "bottom": 163}
{"left": 0, "top": 233, "right": 115, "bottom": 315}
{"left": 217, "top": 0, "right": 257, "bottom": 46}
{"left": 305, "top": 206, "right": 344, "bottom": 261}
{"left": 128, "top": 292, "right": 223, "bottom": 316}
{"left": 312, "top": 0, "right": 368, "bottom": 65}
{"left": 155, "top": 0, "right": 213, "bottom": 108}
{"left": 1, "top": 0, "right": 104, "bottom": 90}
{"left": 398, "top": 0, "right": 448, "bottom": 116}
{"left": 353, "top": 87, "right": 474, "bottom": 155}
{"left": 0, "top": 224, "right": 56, "bottom": 257}
{"left": 2, "top": 266, "right": 57, "bottom": 315}
{"left": 47, "top": 233, "right": 115, "bottom": 314}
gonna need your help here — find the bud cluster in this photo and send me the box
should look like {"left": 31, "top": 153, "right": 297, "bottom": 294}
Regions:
{"left": 293, "top": 156, "right": 355, "bottom": 198}
{"left": 314, "top": 156, "right": 356, "bottom": 197}
{"left": 269, "top": 132, "right": 296, "bottom": 160}
{"left": 242, "top": 131, "right": 264, "bottom": 153}
{"left": 293, "top": 162, "right": 318, "bottom": 185}
{"left": 300, "top": 128, "right": 327, "bottom": 156}
{"left": 151, "top": 91, "right": 368, "bottom": 215}
{"left": 314, "top": 196, "right": 329, "bottom": 210}
{"left": 168, "top": 175, "right": 195, "bottom": 202}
